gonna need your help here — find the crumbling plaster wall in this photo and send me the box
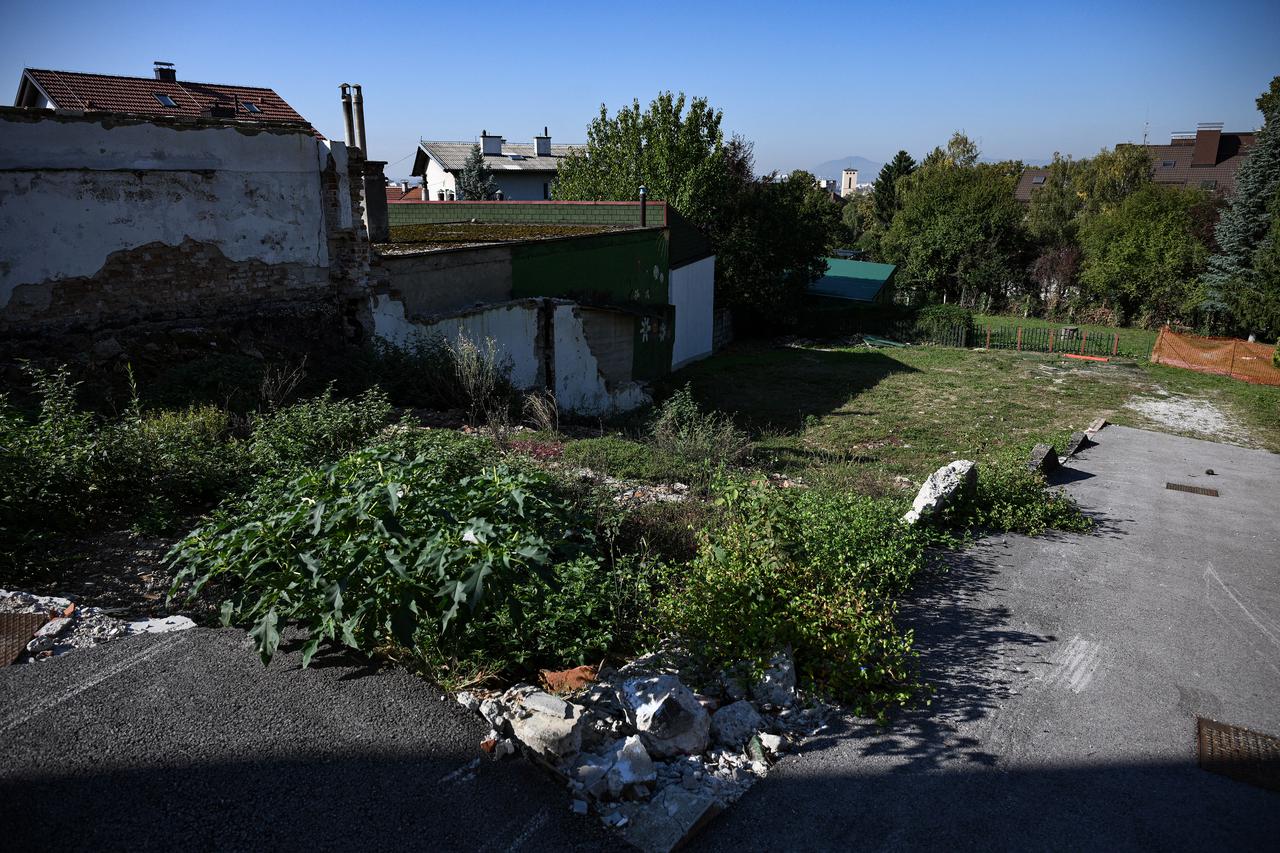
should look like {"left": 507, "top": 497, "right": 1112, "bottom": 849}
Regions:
{"left": 367, "top": 293, "right": 649, "bottom": 415}
{"left": 0, "top": 112, "right": 356, "bottom": 333}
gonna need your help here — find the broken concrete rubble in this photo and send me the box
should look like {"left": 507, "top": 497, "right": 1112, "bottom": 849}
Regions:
{"left": 622, "top": 786, "right": 722, "bottom": 853}
{"left": 623, "top": 674, "right": 712, "bottom": 759}
{"left": 710, "top": 700, "right": 764, "bottom": 747}
{"left": 1, "top": 589, "right": 194, "bottom": 663}
{"left": 902, "top": 460, "right": 977, "bottom": 525}
{"left": 1027, "top": 443, "right": 1060, "bottom": 474}
{"left": 752, "top": 648, "right": 797, "bottom": 707}
{"left": 506, "top": 686, "right": 584, "bottom": 763}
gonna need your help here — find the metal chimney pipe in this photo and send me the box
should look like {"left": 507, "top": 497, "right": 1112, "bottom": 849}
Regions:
{"left": 352, "top": 84, "right": 367, "bottom": 153}
{"left": 639, "top": 185, "right": 647, "bottom": 227}
{"left": 340, "top": 84, "right": 355, "bottom": 149}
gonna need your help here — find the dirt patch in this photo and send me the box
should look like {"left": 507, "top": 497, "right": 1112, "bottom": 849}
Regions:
{"left": 1124, "top": 394, "right": 1254, "bottom": 446}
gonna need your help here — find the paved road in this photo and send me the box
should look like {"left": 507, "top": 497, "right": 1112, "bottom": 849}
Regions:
{"left": 692, "top": 426, "right": 1280, "bottom": 852}
{"left": 0, "top": 628, "right": 623, "bottom": 852}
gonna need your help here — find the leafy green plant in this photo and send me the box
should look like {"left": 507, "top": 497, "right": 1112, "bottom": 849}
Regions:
{"left": 658, "top": 477, "right": 929, "bottom": 716}
{"left": 940, "top": 445, "right": 1092, "bottom": 535}
{"left": 168, "top": 431, "right": 605, "bottom": 668}
{"left": 562, "top": 435, "right": 685, "bottom": 482}
{"left": 248, "top": 385, "right": 392, "bottom": 474}
{"left": 912, "top": 304, "right": 975, "bottom": 341}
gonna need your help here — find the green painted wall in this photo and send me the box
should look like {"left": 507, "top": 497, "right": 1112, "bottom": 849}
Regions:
{"left": 508, "top": 228, "right": 671, "bottom": 382}
{"left": 386, "top": 201, "right": 667, "bottom": 228}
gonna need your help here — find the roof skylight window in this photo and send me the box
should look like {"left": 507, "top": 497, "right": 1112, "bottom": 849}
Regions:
{"left": 1031, "top": 175, "right": 1046, "bottom": 185}
{"left": 1161, "top": 160, "right": 1177, "bottom": 168}
{"left": 241, "top": 101, "right": 261, "bottom": 114}
{"left": 153, "top": 93, "right": 177, "bottom": 108}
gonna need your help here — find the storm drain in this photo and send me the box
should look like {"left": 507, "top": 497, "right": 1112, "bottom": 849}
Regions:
{"left": 0, "top": 612, "right": 49, "bottom": 665}
{"left": 1197, "top": 717, "right": 1280, "bottom": 792}
{"left": 1166, "top": 482, "right": 1219, "bottom": 497}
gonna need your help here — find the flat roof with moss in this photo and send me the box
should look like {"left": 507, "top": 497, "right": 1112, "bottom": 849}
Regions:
{"left": 379, "top": 222, "right": 634, "bottom": 254}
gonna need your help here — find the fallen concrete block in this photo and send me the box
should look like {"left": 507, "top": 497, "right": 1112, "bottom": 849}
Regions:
{"left": 624, "top": 674, "right": 711, "bottom": 759}
{"left": 1062, "top": 431, "right": 1091, "bottom": 457}
{"left": 1027, "top": 444, "right": 1060, "bottom": 474}
{"left": 1084, "top": 417, "right": 1108, "bottom": 438}
{"left": 903, "top": 460, "right": 977, "bottom": 525}
{"left": 622, "top": 786, "right": 722, "bottom": 853}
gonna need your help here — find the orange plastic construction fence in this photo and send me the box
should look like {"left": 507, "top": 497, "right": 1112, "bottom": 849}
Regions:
{"left": 1150, "top": 327, "right": 1280, "bottom": 387}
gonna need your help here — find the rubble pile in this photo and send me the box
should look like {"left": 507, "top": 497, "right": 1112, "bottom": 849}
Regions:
{"left": 1, "top": 589, "right": 194, "bottom": 663}
{"left": 459, "top": 647, "right": 836, "bottom": 853}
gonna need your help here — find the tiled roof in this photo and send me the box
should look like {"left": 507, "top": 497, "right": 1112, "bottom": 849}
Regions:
{"left": 1015, "top": 167, "right": 1052, "bottom": 203}
{"left": 1144, "top": 132, "right": 1256, "bottom": 195}
{"left": 19, "top": 68, "right": 311, "bottom": 126}
{"left": 1017, "top": 130, "right": 1257, "bottom": 203}
{"left": 386, "top": 185, "right": 427, "bottom": 203}
{"left": 414, "top": 140, "right": 579, "bottom": 175}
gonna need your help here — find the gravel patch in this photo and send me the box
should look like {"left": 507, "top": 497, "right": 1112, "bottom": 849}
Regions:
{"left": 1123, "top": 393, "right": 1253, "bottom": 445}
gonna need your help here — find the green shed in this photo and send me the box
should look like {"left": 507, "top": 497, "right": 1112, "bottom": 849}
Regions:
{"left": 808, "top": 259, "right": 895, "bottom": 303}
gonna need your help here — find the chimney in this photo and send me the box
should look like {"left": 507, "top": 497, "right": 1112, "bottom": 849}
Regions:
{"left": 153, "top": 61, "right": 176, "bottom": 82}
{"left": 1192, "top": 122, "right": 1223, "bottom": 167}
{"left": 534, "top": 126, "right": 551, "bottom": 157}
{"left": 352, "top": 84, "right": 367, "bottom": 153}
{"left": 480, "top": 130, "right": 504, "bottom": 156}
{"left": 340, "top": 85, "right": 356, "bottom": 149}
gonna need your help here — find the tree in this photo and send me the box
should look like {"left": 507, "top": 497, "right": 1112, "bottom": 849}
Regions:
{"left": 872, "top": 150, "right": 917, "bottom": 228}
{"left": 1075, "top": 145, "right": 1152, "bottom": 216}
{"left": 1026, "top": 154, "right": 1085, "bottom": 247}
{"left": 1201, "top": 75, "right": 1280, "bottom": 334}
{"left": 840, "top": 191, "right": 876, "bottom": 247}
{"left": 1078, "top": 184, "right": 1215, "bottom": 325}
{"left": 552, "top": 92, "right": 728, "bottom": 228}
{"left": 1234, "top": 185, "right": 1280, "bottom": 337}
{"left": 715, "top": 170, "right": 833, "bottom": 327}
{"left": 457, "top": 144, "right": 498, "bottom": 200}
{"left": 880, "top": 138, "right": 1029, "bottom": 307}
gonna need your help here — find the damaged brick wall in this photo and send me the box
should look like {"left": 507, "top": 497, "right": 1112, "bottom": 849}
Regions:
{"left": 0, "top": 108, "right": 373, "bottom": 359}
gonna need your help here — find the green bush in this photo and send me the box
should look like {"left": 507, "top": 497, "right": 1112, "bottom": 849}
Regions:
{"left": 648, "top": 385, "right": 750, "bottom": 487}
{"left": 562, "top": 435, "right": 688, "bottom": 482}
{"left": 168, "top": 431, "right": 626, "bottom": 674}
{"left": 248, "top": 386, "right": 392, "bottom": 474}
{"left": 941, "top": 447, "right": 1092, "bottom": 535}
{"left": 145, "top": 354, "right": 266, "bottom": 412}
{"left": 912, "top": 304, "right": 975, "bottom": 341}
{"left": 658, "top": 478, "right": 930, "bottom": 716}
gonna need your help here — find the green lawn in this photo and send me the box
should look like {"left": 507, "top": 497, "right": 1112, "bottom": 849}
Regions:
{"left": 664, "top": 342, "right": 1280, "bottom": 494}
{"left": 974, "top": 313, "right": 1158, "bottom": 359}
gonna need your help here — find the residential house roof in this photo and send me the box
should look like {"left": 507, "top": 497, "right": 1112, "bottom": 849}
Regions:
{"left": 14, "top": 67, "right": 311, "bottom": 127}
{"left": 1016, "top": 126, "right": 1257, "bottom": 203}
{"left": 386, "top": 184, "right": 427, "bottom": 203}
{"left": 413, "top": 140, "right": 579, "bottom": 176}
{"left": 1143, "top": 128, "right": 1256, "bottom": 195}
{"left": 809, "top": 259, "right": 895, "bottom": 302}
{"left": 666, "top": 206, "right": 715, "bottom": 268}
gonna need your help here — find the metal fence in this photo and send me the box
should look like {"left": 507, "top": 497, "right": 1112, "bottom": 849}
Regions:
{"left": 899, "top": 323, "right": 1144, "bottom": 359}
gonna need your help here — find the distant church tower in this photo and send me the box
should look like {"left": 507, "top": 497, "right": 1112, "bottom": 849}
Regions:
{"left": 841, "top": 168, "right": 858, "bottom": 198}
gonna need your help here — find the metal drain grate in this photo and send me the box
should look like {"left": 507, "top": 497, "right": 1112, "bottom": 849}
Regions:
{"left": 1166, "top": 482, "right": 1219, "bottom": 497}
{"left": 0, "top": 612, "right": 49, "bottom": 666}
{"left": 1197, "top": 717, "right": 1280, "bottom": 791}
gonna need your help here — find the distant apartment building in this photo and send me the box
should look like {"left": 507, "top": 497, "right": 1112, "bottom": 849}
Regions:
{"left": 1016, "top": 122, "right": 1257, "bottom": 203}
{"left": 411, "top": 129, "right": 577, "bottom": 201}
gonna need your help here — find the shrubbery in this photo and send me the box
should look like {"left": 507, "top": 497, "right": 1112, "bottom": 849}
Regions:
{"left": 658, "top": 478, "right": 932, "bottom": 716}
{"left": 168, "top": 430, "right": 652, "bottom": 682}
{"left": 912, "top": 304, "right": 975, "bottom": 342}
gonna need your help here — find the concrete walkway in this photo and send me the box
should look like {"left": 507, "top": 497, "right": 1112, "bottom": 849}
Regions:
{"left": 691, "top": 426, "right": 1280, "bottom": 852}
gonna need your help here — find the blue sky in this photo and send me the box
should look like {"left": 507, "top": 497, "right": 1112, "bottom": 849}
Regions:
{"left": 3, "top": 0, "right": 1276, "bottom": 179}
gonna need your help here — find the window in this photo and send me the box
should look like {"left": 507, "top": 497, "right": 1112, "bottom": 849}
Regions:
{"left": 1200, "top": 179, "right": 1218, "bottom": 190}
{"left": 1160, "top": 160, "right": 1177, "bottom": 168}
{"left": 153, "top": 93, "right": 177, "bottom": 108}
{"left": 241, "top": 101, "right": 261, "bottom": 114}
{"left": 543, "top": 182, "right": 550, "bottom": 200}
{"left": 1031, "top": 175, "right": 1046, "bottom": 185}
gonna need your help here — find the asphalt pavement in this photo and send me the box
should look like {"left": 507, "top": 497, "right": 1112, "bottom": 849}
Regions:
{"left": 691, "top": 425, "right": 1280, "bottom": 852}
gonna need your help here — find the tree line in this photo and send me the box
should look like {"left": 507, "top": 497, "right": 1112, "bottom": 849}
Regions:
{"left": 544, "top": 78, "right": 1280, "bottom": 340}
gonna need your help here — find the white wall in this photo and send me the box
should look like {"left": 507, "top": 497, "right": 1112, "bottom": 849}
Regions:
{"left": 669, "top": 255, "right": 716, "bottom": 369}
{"left": 368, "top": 294, "right": 650, "bottom": 415}
{"left": 423, "top": 158, "right": 553, "bottom": 201}
{"left": 423, "top": 157, "right": 457, "bottom": 200}
{"left": 0, "top": 116, "right": 332, "bottom": 310}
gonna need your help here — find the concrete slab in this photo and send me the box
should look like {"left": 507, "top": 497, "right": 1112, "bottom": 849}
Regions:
{"left": 0, "top": 628, "right": 624, "bottom": 852}
{"left": 691, "top": 426, "right": 1280, "bottom": 852}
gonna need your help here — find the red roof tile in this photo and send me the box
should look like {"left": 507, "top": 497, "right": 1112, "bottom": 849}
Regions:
{"left": 21, "top": 68, "right": 311, "bottom": 127}
{"left": 385, "top": 185, "right": 427, "bottom": 203}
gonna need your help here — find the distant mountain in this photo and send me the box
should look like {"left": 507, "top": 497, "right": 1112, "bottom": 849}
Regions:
{"left": 812, "top": 155, "right": 884, "bottom": 183}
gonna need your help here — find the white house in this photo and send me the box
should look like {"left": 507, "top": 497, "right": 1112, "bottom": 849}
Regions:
{"left": 411, "top": 129, "right": 578, "bottom": 201}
